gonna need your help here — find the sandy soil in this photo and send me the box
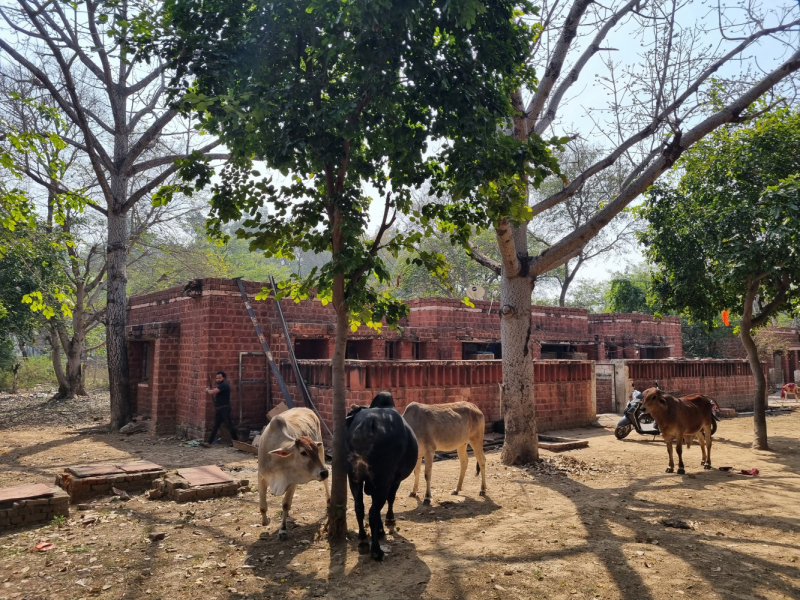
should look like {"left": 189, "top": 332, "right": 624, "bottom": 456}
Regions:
{"left": 1, "top": 392, "right": 799, "bottom": 600}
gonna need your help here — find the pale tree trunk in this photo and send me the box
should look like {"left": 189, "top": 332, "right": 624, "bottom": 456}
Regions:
{"left": 327, "top": 271, "right": 349, "bottom": 541}
{"left": 496, "top": 89, "right": 540, "bottom": 465}
{"left": 499, "top": 222, "right": 539, "bottom": 465}
{"left": 107, "top": 205, "right": 131, "bottom": 428}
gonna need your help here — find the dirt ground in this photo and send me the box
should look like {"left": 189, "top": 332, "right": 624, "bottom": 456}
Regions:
{"left": 2, "top": 390, "right": 800, "bottom": 600}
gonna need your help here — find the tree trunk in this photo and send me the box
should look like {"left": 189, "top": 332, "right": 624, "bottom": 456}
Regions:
{"left": 741, "top": 318, "right": 768, "bottom": 450}
{"left": 107, "top": 206, "right": 131, "bottom": 428}
{"left": 50, "top": 331, "right": 69, "bottom": 399}
{"left": 65, "top": 342, "right": 87, "bottom": 397}
{"left": 11, "top": 363, "right": 20, "bottom": 394}
{"left": 327, "top": 272, "right": 349, "bottom": 541}
{"left": 499, "top": 230, "right": 538, "bottom": 465}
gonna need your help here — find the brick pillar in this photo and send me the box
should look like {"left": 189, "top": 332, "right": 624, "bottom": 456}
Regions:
{"left": 597, "top": 342, "right": 606, "bottom": 361}
{"left": 623, "top": 346, "right": 639, "bottom": 359}
{"left": 370, "top": 339, "right": 384, "bottom": 360}
{"left": 398, "top": 341, "right": 414, "bottom": 359}
{"left": 530, "top": 342, "right": 542, "bottom": 359}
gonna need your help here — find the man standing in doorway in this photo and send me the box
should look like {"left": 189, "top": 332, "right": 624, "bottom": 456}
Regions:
{"left": 203, "top": 371, "right": 239, "bottom": 447}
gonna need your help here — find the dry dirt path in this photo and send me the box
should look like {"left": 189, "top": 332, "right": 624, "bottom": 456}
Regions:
{"left": 1, "top": 392, "right": 799, "bottom": 600}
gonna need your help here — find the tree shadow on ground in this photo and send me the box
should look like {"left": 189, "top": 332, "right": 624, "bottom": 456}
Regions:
{"left": 529, "top": 464, "right": 800, "bottom": 599}
{"left": 237, "top": 518, "right": 431, "bottom": 600}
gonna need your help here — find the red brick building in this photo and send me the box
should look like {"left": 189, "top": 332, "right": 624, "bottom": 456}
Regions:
{"left": 123, "top": 278, "right": 706, "bottom": 440}
{"left": 716, "top": 326, "right": 800, "bottom": 387}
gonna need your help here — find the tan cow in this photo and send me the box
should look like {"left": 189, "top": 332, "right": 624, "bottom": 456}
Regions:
{"left": 640, "top": 388, "right": 714, "bottom": 474}
{"left": 258, "top": 407, "right": 330, "bottom": 540}
{"left": 402, "top": 401, "right": 487, "bottom": 503}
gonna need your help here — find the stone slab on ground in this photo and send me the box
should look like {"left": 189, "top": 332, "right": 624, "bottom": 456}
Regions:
{"left": 66, "top": 464, "right": 125, "bottom": 477}
{"left": 177, "top": 465, "right": 235, "bottom": 486}
{"left": 538, "top": 435, "right": 590, "bottom": 451}
{"left": 0, "top": 483, "right": 53, "bottom": 504}
{"left": 56, "top": 461, "right": 166, "bottom": 503}
{"left": 117, "top": 460, "right": 164, "bottom": 473}
{"left": 0, "top": 485, "right": 68, "bottom": 531}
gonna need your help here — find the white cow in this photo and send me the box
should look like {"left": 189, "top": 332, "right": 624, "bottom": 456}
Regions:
{"left": 258, "top": 407, "right": 330, "bottom": 540}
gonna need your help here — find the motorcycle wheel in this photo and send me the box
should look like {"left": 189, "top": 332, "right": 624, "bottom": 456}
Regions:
{"left": 615, "top": 425, "right": 632, "bottom": 440}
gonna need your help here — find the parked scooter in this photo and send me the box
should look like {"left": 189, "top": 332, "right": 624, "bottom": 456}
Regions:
{"left": 614, "top": 383, "right": 720, "bottom": 440}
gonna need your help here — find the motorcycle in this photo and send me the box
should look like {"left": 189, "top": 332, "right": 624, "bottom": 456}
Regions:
{"left": 615, "top": 384, "right": 720, "bottom": 440}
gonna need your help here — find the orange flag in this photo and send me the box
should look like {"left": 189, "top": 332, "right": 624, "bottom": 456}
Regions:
{"left": 721, "top": 310, "right": 730, "bottom": 326}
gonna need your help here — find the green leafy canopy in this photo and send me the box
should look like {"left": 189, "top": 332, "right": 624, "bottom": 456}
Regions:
{"left": 640, "top": 107, "right": 800, "bottom": 329}
{"left": 151, "top": 0, "right": 559, "bottom": 325}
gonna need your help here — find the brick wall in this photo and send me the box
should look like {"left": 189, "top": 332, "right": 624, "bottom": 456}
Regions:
{"left": 625, "top": 359, "right": 767, "bottom": 411}
{"left": 588, "top": 313, "right": 683, "bottom": 358}
{"left": 279, "top": 359, "right": 596, "bottom": 436}
{"left": 531, "top": 306, "right": 589, "bottom": 335}
{"left": 125, "top": 278, "right": 684, "bottom": 437}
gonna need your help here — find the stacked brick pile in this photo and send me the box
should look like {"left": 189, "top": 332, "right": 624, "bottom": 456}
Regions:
{"left": 0, "top": 484, "right": 69, "bottom": 531}
{"left": 56, "top": 461, "right": 166, "bottom": 503}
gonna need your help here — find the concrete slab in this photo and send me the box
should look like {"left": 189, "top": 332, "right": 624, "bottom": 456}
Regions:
{"left": 177, "top": 465, "right": 234, "bottom": 487}
{"left": 0, "top": 483, "right": 53, "bottom": 504}
{"left": 66, "top": 464, "right": 125, "bottom": 477}
{"left": 116, "top": 460, "right": 164, "bottom": 473}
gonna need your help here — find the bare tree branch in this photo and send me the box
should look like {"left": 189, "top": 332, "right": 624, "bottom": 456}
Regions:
{"left": 530, "top": 48, "right": 800, "bottom": 276}
{"left": 466, "top": 241, "right": 502, "bottom": 275}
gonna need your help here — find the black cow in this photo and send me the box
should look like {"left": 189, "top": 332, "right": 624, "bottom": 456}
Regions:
{"left": 369, "top": 391, "right": 395, "bottom": 408}
{"left": 345, "top": 398, "right": 418, "bottom": 561}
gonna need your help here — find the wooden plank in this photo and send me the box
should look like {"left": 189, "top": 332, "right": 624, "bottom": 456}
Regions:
{"left": 66, "top": 464, "right": 125, "bottom": 477}
{"left": 177, "top": 465, "right": 235, "bottom": 487}
{"left": 0, "top": 483, "right": 53, "bottom": 503}
{"left": 267, "top": 401, "right": 289, "bottom": 421}
{"left": 116, "top": 461, "right": 164, "bottom": 473}
{"left": 232, "top": 440, "right": 258, "bottom": 455}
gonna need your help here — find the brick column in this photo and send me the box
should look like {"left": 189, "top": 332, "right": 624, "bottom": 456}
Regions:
{"left": 398, "top": 341, "right": 414, "bottom": 359}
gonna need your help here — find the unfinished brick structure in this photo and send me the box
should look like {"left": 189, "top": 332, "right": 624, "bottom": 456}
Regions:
{"left": 716, "top": 326, "right": 800, "bottom": 387}
{"left": 55, "top": 461, "right": 166, "bottom": 503}
{"left": 127, "top": 278, "right": 757, "bottom": 440}
{"left": 0, "top": 484, "right": 69, "bottom": 531}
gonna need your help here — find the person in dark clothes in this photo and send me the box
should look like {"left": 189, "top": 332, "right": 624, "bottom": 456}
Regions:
{"left": 203, "top": 371, "right": 239, "bottom": 447}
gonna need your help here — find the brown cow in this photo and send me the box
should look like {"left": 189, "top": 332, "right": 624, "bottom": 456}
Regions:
{"left": 640, "top": 388, "right": 715, "bottom": 474}
{"left": 402, "top": 401, "right": 487, "bottom": 503}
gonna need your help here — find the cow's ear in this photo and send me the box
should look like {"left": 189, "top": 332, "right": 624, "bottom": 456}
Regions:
{"left": 656, "top": 390, "right": 667, "bottom": 405}
{"left": 269, "top": 446, "right": 293, "bottom": 457}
